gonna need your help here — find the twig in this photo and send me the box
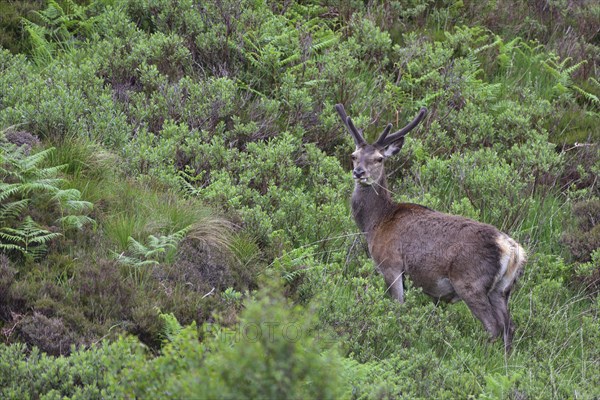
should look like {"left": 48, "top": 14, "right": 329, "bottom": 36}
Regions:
{"left": 564, "top": 142, "right": 595, "bottom": 152}
{"left": 202, "top": 287, "right": 215, "bottom": 299}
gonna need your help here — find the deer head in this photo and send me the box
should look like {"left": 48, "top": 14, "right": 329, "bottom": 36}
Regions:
{"left": 335, "top": 104, "right": 427, "bottom": 186}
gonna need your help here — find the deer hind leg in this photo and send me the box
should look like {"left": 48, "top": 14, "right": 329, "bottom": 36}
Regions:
{"left": 453, "top": 282, "right": 502, "bottom": 340}
{"left": 488, "top": 288, "right": 514, "bottom": 352}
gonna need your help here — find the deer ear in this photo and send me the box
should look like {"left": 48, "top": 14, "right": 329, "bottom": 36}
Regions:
{"left": 381, "top": 137, "right": 405, "bottom": 157}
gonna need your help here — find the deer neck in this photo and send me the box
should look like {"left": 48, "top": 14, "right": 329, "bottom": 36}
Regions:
{"left": 351, "top": 174, "right": 395, "bottom": 234}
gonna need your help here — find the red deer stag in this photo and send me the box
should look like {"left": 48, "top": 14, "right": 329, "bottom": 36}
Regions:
{"left": 335, "top": 104, "right": 526, "bottom": 352}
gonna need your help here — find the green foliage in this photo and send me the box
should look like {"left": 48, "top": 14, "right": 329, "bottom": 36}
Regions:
{"left": 0, "top": 338, "right": 148, "bottom": 399}
{"left": 0, "top": 143, "right": 93, "bottom": 260}
{"left": 0, "top": 216, "right": 61, "bottom": 260}
{"left": 479, "top": 372, "right": 521, "bottom": 400}
{"left": 0, "top": 50, "right": 130, "bottom": 147}
{"left": 158, "top": 311, "right": 183, "bottom": 343}
{"left": 22, "top": 0, "right": 102, "bottom": 66}
{"left": 0, "top": 288, "right": 347, "bottom": 399}
{"left": 574, "top": 248, "right": 600, "bottom": 290}
{"left": 117, "top": 226, "right": 190, "bottom": 268}
{"left": 116, "top": 226, "right": 191, "bottom": 286}
{"left": 183, "top": 132, "right": 353, "bottom": 253}
{"left": 0, "top": 0, "right": 45, "bottom": 54}
{"left": 170, "top": 289, "right": 346, "bottom": 400}
{"left": 303, "top": 249, "right": 600, "bottom": 398}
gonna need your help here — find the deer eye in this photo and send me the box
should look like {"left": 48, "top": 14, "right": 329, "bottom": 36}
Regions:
{"left": 375, "top": 157, "right": 384, "bottom": 163}
{"left": 351, "top": 155, "right": 358, "bottom": 161}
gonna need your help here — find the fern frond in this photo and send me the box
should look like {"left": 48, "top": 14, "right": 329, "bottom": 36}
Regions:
{"left": 563, "top": 60, "right": 586, "bottom": 77}
{"left": 0, "top": 243, "right": 26, "bottom": 253}
{"left": 52, "top": 188, "right": 93, "bottom": 214}
{"left": 159, "top": 312, "right": 183, "bottom": 343}
{"left": 280, "top": 53, "right": 301, "bottom": 66}
{"left": 36, "top": 0, "right": 64, "bottom": 23}
{"left": 171, "top": 225, "right": 192, "bottom": 240}
{"left": 127, "top": 236, "right": 149, "bottom": 257}
{"left": 19, "top": 225, "right": 62, "bottom": 246}
{"left": 21, "top": 19, "right": 53, "bottom": 65}
{"left": 0, "top": 216, "right": 61, "bottom": 259}
{"left": 14, "top": 146, "right": 54, "bottom": 168}
{"left": 0, "top": 230, "right": 26, "bottom": 243}
{"left": 116, "top": 252, "right": 159, "bottom": 267}
{"left": 65, "top": 199, "right": 93, "bottom": 213}
{"left": 421, "top": 90, "right": 444, "bottom": 104}
{"left": 28, "top": 165, "right": 67, "bottom": 179}
{"left": 474, "top": 36, "right": 503, "bottom": 54}
{"left": 145, "top": 234, "right": 178, "bottom": 256}
{"left": 573, "top": 85, "right": 600, "bottom": 104}
{"left": 0, "top": 184, "right": 22, "bottom": 202}
{"left": 282, "top": 267, "right": 308, "bottom": 283}
{"left": 541, "top": 61, "right": 563, "bottom": 80}
{"left": 555, "top": 56, "right": 573, "bottom": 70}
{"left": 52, "top": 188, "right": 81, "bottom": 202}
{"left": 26, "top": 231, "right": 63, "bottom": 245}
{"left": 311, "top": 35, "right": 338, "bottom": 53}
{"left": 0, "top": 199, "right": 30, "bottom": 221}
{"left": 178, "top": 177, "right": 198, "bottom": 196}
{"left": 58, "top": 215, "right": 96, "bottom": 230}
{"left": 19, "top": 180, "right": 63, "bottom": 195}
{"left": 143, "top": 247, "right": 167, "bottom": 260}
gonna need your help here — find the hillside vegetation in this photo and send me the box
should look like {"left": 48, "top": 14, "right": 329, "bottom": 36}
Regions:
{"left": 0, "top": 0, "right": 599, "bottom": 398}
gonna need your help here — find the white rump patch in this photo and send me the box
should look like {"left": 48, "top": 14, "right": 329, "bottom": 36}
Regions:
{"left": 491, "top": 235, "right": 525, "bottom": 293}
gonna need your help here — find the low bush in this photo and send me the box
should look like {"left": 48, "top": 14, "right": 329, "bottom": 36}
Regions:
{"left": 0, "top": 288, "right": 347, "bottom": 399}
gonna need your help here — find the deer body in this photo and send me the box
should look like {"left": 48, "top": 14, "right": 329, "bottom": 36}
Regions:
{"left": 337, "top": 104, "right": 526, "bottom": 352}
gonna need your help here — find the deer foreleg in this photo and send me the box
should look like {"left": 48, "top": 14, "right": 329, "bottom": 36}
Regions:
{"left": 383, "top": 271, "right": 405, "bottom": 303}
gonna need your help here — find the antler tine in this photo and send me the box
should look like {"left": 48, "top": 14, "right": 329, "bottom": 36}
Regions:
{"left": 335, "top": 103, "right": 349, "bottom": 123}
{"left": 335, "top": 104, "right": 366, "bottom": 146}
{"left": 345, "top": 116, "right": 366, "bottom": 144}
{"left": 374, "top": 123, "right": 393, "bottom": 146}
{"left": 381, "top": 107, "right": 427, "bottom": 144}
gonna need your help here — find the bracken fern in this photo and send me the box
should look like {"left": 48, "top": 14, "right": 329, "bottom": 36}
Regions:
{"left": 0, "top": 142, "right": 94, "bottom": 260}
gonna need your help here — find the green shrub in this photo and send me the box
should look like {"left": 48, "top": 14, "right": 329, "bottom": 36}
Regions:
{"left": 0, "top": 50, "right": 130, "bottom": 147}
{"left": 0, "top": 287, "right": 348, "bottom": 399}
{"left": 170, "top": 289, "right": 346, "bottom": 399}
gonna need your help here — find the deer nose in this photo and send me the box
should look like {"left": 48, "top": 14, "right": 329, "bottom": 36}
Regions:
{"left": 353, "top": 167, "right": 366, "bottom": 179}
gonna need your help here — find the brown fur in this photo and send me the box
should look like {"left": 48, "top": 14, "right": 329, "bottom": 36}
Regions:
{"left": 336, "top": 104, "right": 526, "bottom": 352}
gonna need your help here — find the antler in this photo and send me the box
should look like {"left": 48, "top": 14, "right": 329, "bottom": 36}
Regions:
{"left": 335, "top": 104, "right": 366, "bottom": 146}
{"left": 375, "top": 107, "right": 427, "bottom": 146}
